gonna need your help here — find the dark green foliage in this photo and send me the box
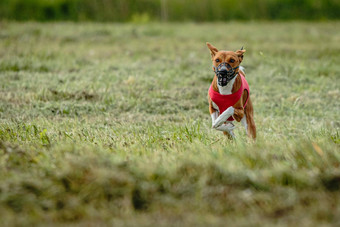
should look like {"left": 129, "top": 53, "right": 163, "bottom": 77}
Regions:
{"left": 0, "top": 0, "right": 339, "bottom": 21}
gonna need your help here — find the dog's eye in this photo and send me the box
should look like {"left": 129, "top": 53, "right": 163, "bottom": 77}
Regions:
{"left": 230, "top": 59, "right": 235, "bottom": 63}
{"left": 215, "top": 59, "right": 220, "bottom": 62}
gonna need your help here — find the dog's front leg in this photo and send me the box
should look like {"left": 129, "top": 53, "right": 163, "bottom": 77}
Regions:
{"left": 209, "top": 99, "right": 235, "bottom": 138}
{"left": 209, "top": 97, "right": 219, "bottom": 128}
{"left": 212, "top": 107, "right": 235, "bottom": 129}
{"left": 211, "top": 111, "right": 235, "bottom": 138}
{"left": 216, "top": 123, "right": 236, "bottom": 138}
{"left": 210, "top": 111, "right": 219, "bottom": 128}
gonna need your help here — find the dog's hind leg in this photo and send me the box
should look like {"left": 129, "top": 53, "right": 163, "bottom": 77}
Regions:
{"left": 241, "top": 115, "right": 248, "bottom": 135}
{"left": 245, "top": 97, "right": 256, "bottom": 139}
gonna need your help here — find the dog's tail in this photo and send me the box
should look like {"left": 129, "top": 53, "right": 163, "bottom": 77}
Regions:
{"left": 245, "top": 96, "right": 256, "bottom": 139}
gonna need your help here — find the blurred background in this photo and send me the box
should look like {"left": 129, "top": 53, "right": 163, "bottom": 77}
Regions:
{"left": 0, "top": 0, "right": 339, "bottom": 22}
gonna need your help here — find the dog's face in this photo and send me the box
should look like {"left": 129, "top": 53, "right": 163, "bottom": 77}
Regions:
{"left": 206, "top": 42, "right": 246, "bottom": 74}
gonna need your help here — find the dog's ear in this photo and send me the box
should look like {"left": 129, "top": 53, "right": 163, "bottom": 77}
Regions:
{"left": 206, "top": 42, "right": 218, "bottom": 59}
{"left": 235, "top": 48, "right": 246, "bottom": 63}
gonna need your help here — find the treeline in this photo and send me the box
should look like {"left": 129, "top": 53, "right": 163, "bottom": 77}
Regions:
{"left": 0, "top": 0, "right": 339, "bottom": 22}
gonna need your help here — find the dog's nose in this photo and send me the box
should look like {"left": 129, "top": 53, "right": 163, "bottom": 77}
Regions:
{"left": 219, "top": 65, "right": 228, "bottom": 74}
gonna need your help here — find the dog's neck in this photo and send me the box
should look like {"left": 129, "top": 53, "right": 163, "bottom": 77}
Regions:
{"left": 212, "top": 67, "right": 244, "bottom": 95}
{"left": 217, "top": 76, "right": 237, "bottom": 95}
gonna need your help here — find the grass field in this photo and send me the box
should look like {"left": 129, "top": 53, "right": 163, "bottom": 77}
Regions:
{"left": 0, "top": 21, "right": 339, "bottom": 226}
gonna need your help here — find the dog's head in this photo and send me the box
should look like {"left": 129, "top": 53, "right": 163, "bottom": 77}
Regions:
{"left": 206, "top": 42, "right": 246, "bottom": 86}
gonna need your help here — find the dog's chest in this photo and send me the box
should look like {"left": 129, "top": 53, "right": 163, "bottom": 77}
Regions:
{"left": 212, "top": 76, "right": 236, "bottom": 113}
{"left": 217, "top": 76, "right": 236, "bottom": 95}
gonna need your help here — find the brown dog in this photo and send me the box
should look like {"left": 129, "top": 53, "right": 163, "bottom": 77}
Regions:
{"left": 207, "top": 42, "right": 256, "bottom": 139}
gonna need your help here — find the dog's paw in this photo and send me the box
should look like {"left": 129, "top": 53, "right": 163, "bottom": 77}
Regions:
{"left": 213, "top": 119, "right": 224, "bottom": 128}
{"left": 216, "top": 123, "right": 235, "bottom": 132}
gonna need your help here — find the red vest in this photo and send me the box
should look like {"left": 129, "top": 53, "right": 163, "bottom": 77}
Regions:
{"left": 208, "top": 74, "right": 249, "bottom": 121}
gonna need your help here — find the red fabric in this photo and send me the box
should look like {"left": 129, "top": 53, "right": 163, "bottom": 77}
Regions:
{"left": 209, "top": 74, "right": 249, "bottom": 121}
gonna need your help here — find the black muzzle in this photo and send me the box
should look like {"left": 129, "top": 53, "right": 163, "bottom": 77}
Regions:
{"left": 213, "top": 62, "right": 239, "bottom": 86}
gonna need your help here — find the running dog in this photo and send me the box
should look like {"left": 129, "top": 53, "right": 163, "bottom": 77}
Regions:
{"left": 207, "top": 42, "right": 256, "bottom": 139}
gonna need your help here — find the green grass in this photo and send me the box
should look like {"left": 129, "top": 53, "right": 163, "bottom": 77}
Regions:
{"left": 0, "top": 21, "right": 339, "bottom": 226}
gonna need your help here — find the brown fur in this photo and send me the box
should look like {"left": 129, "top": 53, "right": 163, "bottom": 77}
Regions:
{"left": 207, "top": 42, "right": 256, "bottom": 139}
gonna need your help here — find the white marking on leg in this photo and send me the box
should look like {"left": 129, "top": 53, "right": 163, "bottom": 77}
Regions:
{"left": 241, "top": 115, "right": 248, "bottom": 135}
{"left": 216, "top": 124, "right": 235, "bottom": 138}
{"left": 213, "top": 106, "right": 235, "bottom": 128}
{"left": 216, "top": 122, "right": 235, "bottom": 131}
{"left": 216, "top": 122, "right": 236, "bottom": 138}
{"left": 210, "top": 112, "right": 219, "bottom": 128}
{"left": 228, "top": 130, "right": 236, "bottom": 139}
